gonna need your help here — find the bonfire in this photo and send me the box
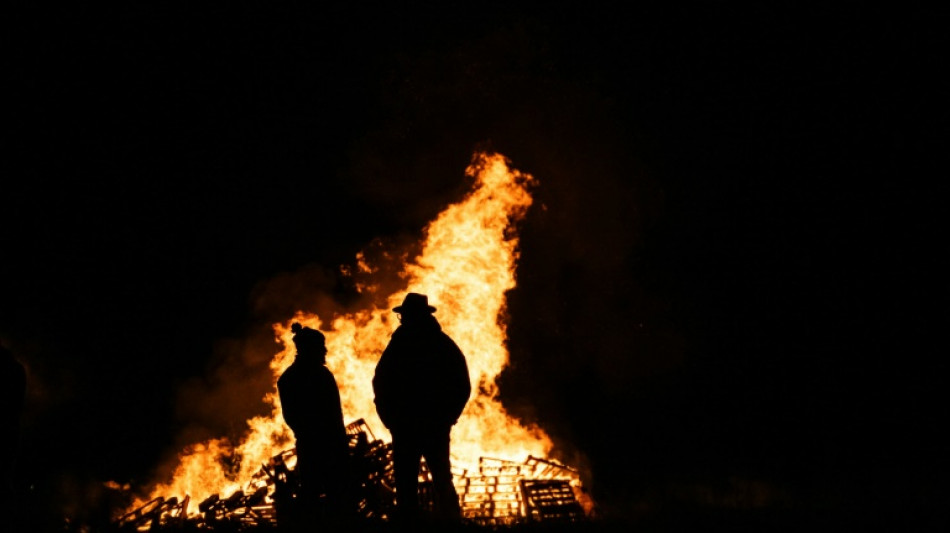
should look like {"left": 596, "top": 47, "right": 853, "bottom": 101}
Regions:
{"left": 115, "top": 152, "right": 593, "bottom": 530}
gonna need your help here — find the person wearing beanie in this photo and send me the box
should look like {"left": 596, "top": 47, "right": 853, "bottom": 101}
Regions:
{"left": 277, "top": 323, "right": 352, "bottom": 526}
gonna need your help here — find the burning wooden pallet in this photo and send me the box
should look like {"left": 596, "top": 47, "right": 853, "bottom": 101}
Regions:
{"left": 449, "top": 456, "right": 585, "bottom": 526}
{"left": 115, "top": 419, "right": 587, "bottom": 530}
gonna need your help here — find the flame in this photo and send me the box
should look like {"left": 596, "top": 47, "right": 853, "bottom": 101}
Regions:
{"left": 128, "top": 151, "right": 565, "bottom": 513}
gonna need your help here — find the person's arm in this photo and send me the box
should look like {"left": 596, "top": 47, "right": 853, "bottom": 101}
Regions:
{"left": 372, "top": 343, "right": 395, "bottom": 428}
{"left": 446, "top": 336, "right": 471, "bottom": 422}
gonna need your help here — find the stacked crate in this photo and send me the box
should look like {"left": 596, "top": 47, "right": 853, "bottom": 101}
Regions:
{"left": 450, "top": 455, "right": 586, "bottom": 525}
{"left": 521, "top": 479, "right": 585, "bottom": 523}
{"left": 454, "top": 457, "right": 526, "bottom": 525}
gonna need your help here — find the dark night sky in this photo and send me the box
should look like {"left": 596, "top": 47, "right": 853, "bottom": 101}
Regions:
{"left": 2, "top": 3, "right": 945, "bottom": 527}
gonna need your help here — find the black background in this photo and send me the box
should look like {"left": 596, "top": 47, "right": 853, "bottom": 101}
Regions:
{"left": 3, "top": 3, "right": 945, "bottom": 529}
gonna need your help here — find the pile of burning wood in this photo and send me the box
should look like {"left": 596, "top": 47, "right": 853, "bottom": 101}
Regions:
{"left": 115, "top": 419, "right": 587, "bottom": 531}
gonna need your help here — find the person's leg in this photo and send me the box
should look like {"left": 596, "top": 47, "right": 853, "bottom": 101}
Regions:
{"left": 391, "top": 432, "right": 423, "bottom": 524}
{"left": 291, "top": 441, "right": 323, "bottom": 527}
{"left": 421, "top": 428, "right": 462, "bottom": 522}
{"left": 314, "top": 454, "right": 340, "bottom": 515}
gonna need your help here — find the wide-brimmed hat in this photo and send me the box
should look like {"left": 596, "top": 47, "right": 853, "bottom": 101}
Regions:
{"left": 392, "top": 292, "right": 436, "bottom": 314}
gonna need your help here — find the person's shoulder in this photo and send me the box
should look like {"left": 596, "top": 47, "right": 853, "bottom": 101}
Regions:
{"left": 437, "top": 328, "right": 459, "bottom": 342}
{"left": 320, "top": 366, "right": 340, "bottom": 385}
{"left": 277, "top": 364, "right": 298, "bottom": 384}
{"left": 388, "top": 325, "right": 413, "bottom": 340}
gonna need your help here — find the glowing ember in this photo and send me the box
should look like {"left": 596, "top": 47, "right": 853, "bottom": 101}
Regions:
{"left": 126, "top": 152, "right": 583, "bottom": 518}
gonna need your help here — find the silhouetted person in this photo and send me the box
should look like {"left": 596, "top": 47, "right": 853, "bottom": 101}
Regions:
{"left": 373, "top": 293, "right": 471, "bottom": 525}
{"left": 277, "top": 323, "right": 352, "bottom": 526}
{"left": 1, "top": 345, "right": 26, "bottom": 500}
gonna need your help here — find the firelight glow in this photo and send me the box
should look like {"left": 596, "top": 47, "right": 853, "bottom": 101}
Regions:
{"left": 128, "top": 152, "right": 566, "bottom": 514}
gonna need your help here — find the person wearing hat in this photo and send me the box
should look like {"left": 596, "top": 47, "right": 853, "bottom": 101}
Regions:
{"left": 373, "top": 292, "right": 471, "bottom": 525}
{"left": 277, "top": 323, "right": 352, "bottom": 526}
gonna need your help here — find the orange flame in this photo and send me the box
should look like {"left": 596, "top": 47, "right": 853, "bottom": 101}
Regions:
{"left": 129, "top": 151, "right": 564, "bottom": 512}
